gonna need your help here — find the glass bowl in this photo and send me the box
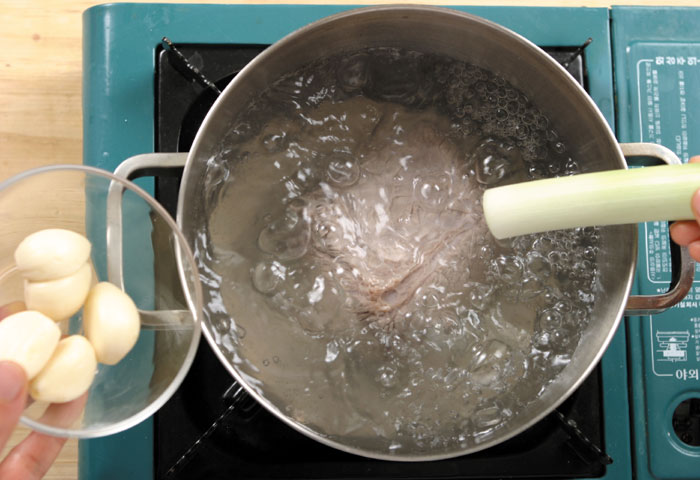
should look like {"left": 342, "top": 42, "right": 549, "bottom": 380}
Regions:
{"left": 0, "top": 164, "right": 203, "bottom": 438}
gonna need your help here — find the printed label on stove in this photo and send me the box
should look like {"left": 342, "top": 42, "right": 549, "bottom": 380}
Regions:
{"left": 632, "top": 43, "right": 700, "bottom": 285}
{"left": 650, "top": 314, "right": 700, "bottom": 378}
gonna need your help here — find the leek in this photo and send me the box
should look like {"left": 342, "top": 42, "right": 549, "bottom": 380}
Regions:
{"left": 483, "top": 163, "right": 700, "bottom": 239}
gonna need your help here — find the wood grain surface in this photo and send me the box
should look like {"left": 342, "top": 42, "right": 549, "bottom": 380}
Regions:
{"left": 2, "top": 1, "right": 700, "bottom": 479}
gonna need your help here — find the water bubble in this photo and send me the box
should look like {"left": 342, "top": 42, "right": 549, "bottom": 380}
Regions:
{"left": 252, "top": 261, "right": 285, "bottom": 294}
{"left": 520, "top": 275, "right": 543, "bottom": 300}
{"left": 537, "top": 309, "right": 562, "bottom": 330}
{"left": 526, "top": 251, "right": 551, "bottom": 278}
{"left": 420, "top": 291, "right": 441, "bottom": 310}
{"left": 490, "top": 255, "right": 523, "bottom": 283}
{"left": 325, "top": 340, "right": 340, "bottom": 363}
{"left": 293, "top": 275, "right": 346, "bottom": 334}
{"left": 258, "top": 204, "right": 311, "bottom": 260}
{"left": 572, "top": 260, "right": 593, "bottom": 279}
{"left": 464, "top": 282, "right": 494, "bottom": 311}
{"left": 469, "top": 340, "right": 509, "bottom": 374}
{"left": 546, "top": 160, "right": 562, "bottom": 175}
{"left": 564, "top": 158, "right": 580, "bottom": 175}
{"left": 417, "top": 174, "right": 451, "bottom": 208}
{"left": 327, "top": 153, "right": 360, "bottom": 187}
{"left": 552, "top": 141, "right": 566, "bottom": 154}
{"left": 554, "top": 300, "right": 573, "bottom": 314}
{"left": 376, "top": 363, "right": 400, "bottom": 388}
{"left": 295, "top": 161, "right": 323, "bottom": 191}
{"left": 583, "top": 246, "right": 598, "bottom": 261}
{"left": 547, "top": 250, "right": 569, "bottom": 268}
{"left": 310, "top": 202, "right": 348, "bottom": 253}
{"left": 550, "top": 329, "right": 573, "bottom": 350}
{"left": 475, "top": 152, "right": 508, "bottom": 185}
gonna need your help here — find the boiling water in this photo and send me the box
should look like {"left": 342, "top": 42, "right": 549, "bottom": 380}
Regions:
{"left": 197, "top": 48, "right": 599, "bottom": 455}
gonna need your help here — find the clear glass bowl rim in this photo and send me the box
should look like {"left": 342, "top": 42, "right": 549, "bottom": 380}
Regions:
{"left": 0, "top": 164, "right": 203, "bottom": 438}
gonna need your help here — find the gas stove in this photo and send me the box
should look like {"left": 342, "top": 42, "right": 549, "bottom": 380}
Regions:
{"left": 80, "top": 5, "right": 700, "bottom": 480}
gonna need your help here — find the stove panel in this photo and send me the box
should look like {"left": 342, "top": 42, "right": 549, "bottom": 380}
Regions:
{"left": 612, "top": 7, "right": 700, "bottom": 480}
{"left": 81, "top": 5, "right": 630, "bottom": 480}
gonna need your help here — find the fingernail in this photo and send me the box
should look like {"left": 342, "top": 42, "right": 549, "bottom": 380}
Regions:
{"left": 0, "top": 361, "right": 26, "bottom": 403}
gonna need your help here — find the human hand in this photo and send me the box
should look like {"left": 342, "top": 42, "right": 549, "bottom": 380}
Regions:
{"left": 0, "top": 308, "right": 87, "bottom": 480}
{"left": 670, "top": 156, "right": 700, "bottom": 262}
{"left": 0, "top": 360, "right": 68, "bottom": 480}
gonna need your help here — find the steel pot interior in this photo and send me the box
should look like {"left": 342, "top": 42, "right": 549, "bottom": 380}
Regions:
{"left": 176, "top": 6, "right": 636, "bottom": 461}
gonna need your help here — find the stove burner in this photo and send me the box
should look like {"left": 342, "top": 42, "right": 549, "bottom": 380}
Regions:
{"left": 156, "top": 339, "right": 607, "bottom": 479}
{"left": 152, "top": 42, "right": 606, "bottom": 480}
{"left": 163, "top": 383, "right": 258, "bottom": 478}
{"left": 177, "top": 74, "right": 233, "bottom": 151}
{"left": 161, "top": 37, "right": 222, "bottom": 95}
{"left": 672, "top": 397, "right": 700, "bottom": 446}
{"left": 153, "top": 42, "right": 265, "bottom": 217}
{"left": 562, "top": 37, "right": 593, "bottom": 69}
{"left": 554, "top": 410, "right": 613, "bottom": 465}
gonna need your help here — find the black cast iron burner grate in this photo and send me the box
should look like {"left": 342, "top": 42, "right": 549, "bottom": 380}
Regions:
{"left": 152, "top": 41, "right": 608, "bottom": 480}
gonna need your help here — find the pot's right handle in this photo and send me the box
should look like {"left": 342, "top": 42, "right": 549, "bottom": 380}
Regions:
{"left": 622, "top": 143, "right": 695, "bottom": 316}
{"left": 107, "top": 152, "right": 189, "bottom": 330}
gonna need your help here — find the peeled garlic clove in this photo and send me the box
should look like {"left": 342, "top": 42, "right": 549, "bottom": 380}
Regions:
{"left": 24, "top": 262, "right": 93, "bottom": 322}
{"left": 0, "top": 311, "right": 60, "bottom": 379}
{"left": 83, "top": 282, "right": 140, "bottom": 365}
{"left": 30, "top": 335, "right": 96, "bottom": 403}
{"left": 14, "top": 229, "right": 91, "bottom": 281}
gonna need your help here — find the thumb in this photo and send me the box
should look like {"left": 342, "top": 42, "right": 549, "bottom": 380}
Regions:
{"left": 691, "top": 189, "right": 700, "bottom": 223}
{"left": 0, "top": 361, "right": 28, "bottom": 449}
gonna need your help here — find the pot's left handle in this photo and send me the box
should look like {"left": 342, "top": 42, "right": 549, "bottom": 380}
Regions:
{"left": 107, "top": 152, "right": 189, "bottom": 330}
{"left": 622, "top": 143, "right": 695, "bottom": 316}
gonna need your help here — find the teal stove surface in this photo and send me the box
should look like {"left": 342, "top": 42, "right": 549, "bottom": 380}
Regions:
{"left": 613, "top": 7, "right": 700, "bottom": 480}
{"left": 81, "top": 3, "right": 698, "bottom": 479}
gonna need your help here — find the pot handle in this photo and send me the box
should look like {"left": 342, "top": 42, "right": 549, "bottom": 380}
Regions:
{"left": 621, "top": 143, "right": 695, "bottom": 316}
{"left": 107, "top": 153, "right": 189, "bottom": 330}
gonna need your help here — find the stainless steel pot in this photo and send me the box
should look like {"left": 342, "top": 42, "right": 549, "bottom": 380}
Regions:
{"left": 111, "top": 6, "right": 695, "bottom": 461}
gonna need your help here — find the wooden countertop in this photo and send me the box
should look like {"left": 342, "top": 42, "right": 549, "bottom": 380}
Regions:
{"left": 2, "top": 1, "right": 700, "bottom": 478}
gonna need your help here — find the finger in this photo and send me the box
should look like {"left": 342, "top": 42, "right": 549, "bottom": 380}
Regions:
{"left": 670, "top": 221, "right": 700, "bottom": 246}
{"left": 692, "top": 190, "right": 700, "bottom": 224}
{"left": 689, "top": 240, "right": 700, "bottom": 263}
{"left": 40, "top": 391, "right": 88, "bottom": 428}
{"left": 0, "top": 361, "right": 28, "bottom": 449}
{"left": 0, "top": 302, "right": 25, "bottom": 321}
{"left": 0, "top": 392, "right": 87, "bottom": 480}
{"left": 690, "top": 155, "right": 700, "bottom": 164}
{"left": 0, "top": 431, "right": 67, "bottom": 480}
